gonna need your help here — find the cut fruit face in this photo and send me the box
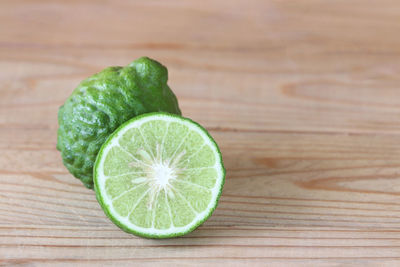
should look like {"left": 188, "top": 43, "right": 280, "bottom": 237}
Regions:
{"left": 94, "top": 112, "right": 225, "bottom": 238}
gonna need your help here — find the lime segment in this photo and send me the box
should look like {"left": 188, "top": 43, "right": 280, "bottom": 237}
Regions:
{"left": 94, "top": 112, "right": 225, "bottom": 238}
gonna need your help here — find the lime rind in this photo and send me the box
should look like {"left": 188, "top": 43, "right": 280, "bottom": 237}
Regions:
{"left": 57, "top": 57, "right": 181, "bottom": 189}
{"left": 94, "top": 112, "right": 225, "bottom": 238}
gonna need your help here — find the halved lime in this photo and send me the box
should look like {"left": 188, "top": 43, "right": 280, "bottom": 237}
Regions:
{"left": 94, "top": 112, "right": 225, "bottom": 238}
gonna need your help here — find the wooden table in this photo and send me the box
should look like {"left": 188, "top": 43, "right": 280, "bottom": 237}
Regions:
{"left": 1, "top": 0, "right": 400, "bottom": 266}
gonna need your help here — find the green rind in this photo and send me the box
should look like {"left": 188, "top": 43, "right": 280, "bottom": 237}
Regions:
{"left": 57, "top": 57, "right": 181, "bottom": 189}
{"left": 94, "top": 112, "right": 225, "bottom": 239}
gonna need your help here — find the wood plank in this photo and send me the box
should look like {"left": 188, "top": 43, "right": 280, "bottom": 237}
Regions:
{"left": 1, "top": 0, "right": 400, "bottom": 265}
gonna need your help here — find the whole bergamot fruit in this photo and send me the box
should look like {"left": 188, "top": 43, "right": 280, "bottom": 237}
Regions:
{"left": 57, "top": 57, "right": 181, "bottom": 189}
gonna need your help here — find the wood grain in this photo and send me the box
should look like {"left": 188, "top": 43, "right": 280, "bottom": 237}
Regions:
{"left": 1, "top": 0, "right": 400, "bottom": 266}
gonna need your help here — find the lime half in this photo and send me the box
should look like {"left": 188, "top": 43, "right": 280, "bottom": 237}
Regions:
{"left": 94, "top": 112, "right": 225, "bottom": 238}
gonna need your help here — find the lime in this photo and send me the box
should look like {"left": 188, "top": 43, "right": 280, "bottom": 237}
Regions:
{"left": 94, "top": 112, "right": 225, "bottom": 238}
{"left": 57, "top": 57, "right": 181, "bottom": 189}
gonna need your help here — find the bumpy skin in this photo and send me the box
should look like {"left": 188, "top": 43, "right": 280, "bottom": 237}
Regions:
{"left": 57, "top": 57, "right": 181, "bottom": 189}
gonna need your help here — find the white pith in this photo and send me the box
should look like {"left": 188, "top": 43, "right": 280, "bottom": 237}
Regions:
{"left": 129, "top": 144, "right": 186, "bottom": 210}
{"left": 96, "top": 114, "right": 224, "bottom": 236}
{"left": 152, "top": 162, "right": 175, "bottom": 187}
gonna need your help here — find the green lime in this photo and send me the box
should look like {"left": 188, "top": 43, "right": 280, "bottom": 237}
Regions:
{"left": 94, "top": 112, "right": 225, "bottom": 238}
{"left": 57, "top": 57, "right": 181, "bottom": 189}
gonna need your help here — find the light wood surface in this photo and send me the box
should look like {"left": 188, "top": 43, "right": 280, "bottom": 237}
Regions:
{"left": 1, "top": 0, "right": 400, "bottom": 266}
